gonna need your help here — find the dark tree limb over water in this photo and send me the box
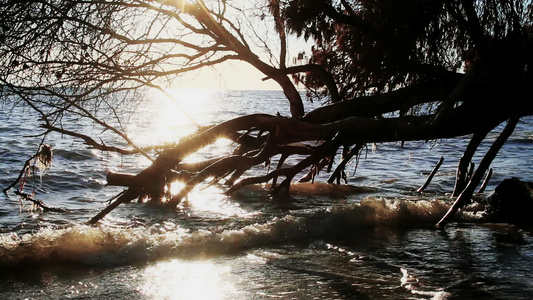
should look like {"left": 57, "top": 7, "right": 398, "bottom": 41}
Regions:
{"left": 0, "top": 1, "right": 532, "bottom": 228}
{"left": 91, "top": 88, "right": 528, "bottom": 224}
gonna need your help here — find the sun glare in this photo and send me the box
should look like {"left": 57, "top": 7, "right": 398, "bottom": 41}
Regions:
{"left": 132, "top": 89, "right": 216, "bottom": 147}
{"left": 139, "top": 259, "right": 238, "bottom": 299}
{"left": 185, "top": 185, "right": 257, "bottom": 218}
{"left": 127, "top": 88, "right": 252, "bottom": 217}
{"left": 169, "top": 181, "right": 255, "bottom": 218}
{"left": 182, "top": 137, "right": 234, "bottom": 163}
{"left": 166, "top": 88, "right": 216, "bottom": 123}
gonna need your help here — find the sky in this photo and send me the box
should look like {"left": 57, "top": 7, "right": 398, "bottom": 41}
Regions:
{"left": 172, "top": 60, "right": 283, "bottom": 90}
{"left": 149, "top": 0, "right": 313, "bottom": 91}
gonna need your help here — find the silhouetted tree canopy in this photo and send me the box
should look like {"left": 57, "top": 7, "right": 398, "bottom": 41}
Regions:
{"left": 284, "top": 0, "right": 532, "bottom": 101}
{"left": 1, "top": 0, "right": 532, "bottom": 227}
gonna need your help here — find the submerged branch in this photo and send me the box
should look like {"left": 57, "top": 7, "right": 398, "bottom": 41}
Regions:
{"left": 87, "top": 189, "right": 139, "bottom": 225}
{"left": 417, "top": 156, "right": 444, "bottom": 193}
{"left": 14, "top": 191, "right": 66, "bottom": 213}
{"left": 477, "top": 168, "right": 493, "bottom": 194}
{"left": 40, "top": 123, "right": 170, "bottom": 156}
{"left": 436, "top": 117, "right": 520, "bottom": 229}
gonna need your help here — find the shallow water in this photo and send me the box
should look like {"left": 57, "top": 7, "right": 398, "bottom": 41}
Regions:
{"left": 0, "top": 90, "right": 532, "bottom": 299}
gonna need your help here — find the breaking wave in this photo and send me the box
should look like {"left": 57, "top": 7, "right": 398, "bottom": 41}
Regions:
{"left": 0, "top": 197, "right": 482, "bottom": 269}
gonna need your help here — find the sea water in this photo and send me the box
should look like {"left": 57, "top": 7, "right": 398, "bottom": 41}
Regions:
{"left": 0, "top": 90, "right": 532, "bottom": 299}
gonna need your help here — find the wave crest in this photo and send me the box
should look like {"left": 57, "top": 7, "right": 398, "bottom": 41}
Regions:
{"left": 0, "top": 197, "right": 481, "bottom": 269}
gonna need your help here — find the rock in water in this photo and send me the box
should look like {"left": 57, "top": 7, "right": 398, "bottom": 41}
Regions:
{"left": 485, "top": 178, "right": 533, "bottom": 224}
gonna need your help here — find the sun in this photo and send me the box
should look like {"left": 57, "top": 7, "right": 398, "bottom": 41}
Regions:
{"left": 130, "top": 88, "right": 216, "bottom": 148}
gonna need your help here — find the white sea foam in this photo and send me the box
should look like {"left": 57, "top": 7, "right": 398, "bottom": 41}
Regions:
{"left": 0, "top": 196, "right": 483, "bottom": 269}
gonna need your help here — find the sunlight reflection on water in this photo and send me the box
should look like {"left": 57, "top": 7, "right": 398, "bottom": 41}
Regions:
{"left": 138, "top": 259, "right": 237, "bottom": 300}
{"left": 178, "top": 185, "right": 259, "bottom": 219}
{"left": 183, "top": 138, "right": 235, "bottom": 163}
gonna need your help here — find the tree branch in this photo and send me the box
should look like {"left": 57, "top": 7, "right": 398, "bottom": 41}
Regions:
{"left": 436, "top": 116, "right": 520, "bottom": 228}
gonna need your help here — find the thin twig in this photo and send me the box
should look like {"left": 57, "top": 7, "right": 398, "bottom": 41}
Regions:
{"left": 417, "top": 156, "right": 444, "bottom": 193}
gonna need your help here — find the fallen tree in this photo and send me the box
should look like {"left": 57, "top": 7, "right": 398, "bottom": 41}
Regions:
{"left": 1, "top": 1, "right": 532, "bottom": 228}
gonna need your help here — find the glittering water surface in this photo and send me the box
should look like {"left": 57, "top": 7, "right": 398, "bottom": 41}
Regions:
{"left": 0, "top": 90, "right": 532, "bottom": 299}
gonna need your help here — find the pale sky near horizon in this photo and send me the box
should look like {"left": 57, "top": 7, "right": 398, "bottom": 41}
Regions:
{"left": 145, "top": 63, "right": 282, "bottom": 91}
{"left": 172, "top": 60, "right": 283, "bottom": 90}
{"left": 157, "top": 1, "right": 312, "bottom": 91}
